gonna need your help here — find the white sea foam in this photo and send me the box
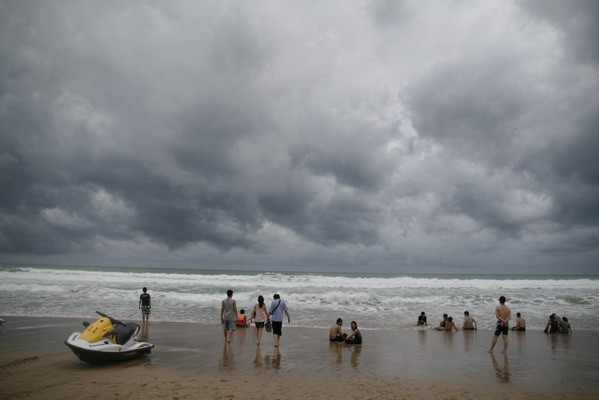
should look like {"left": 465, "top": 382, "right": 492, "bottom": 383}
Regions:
{"left": 1, "top": 265, "right": 598, "bottom": 331}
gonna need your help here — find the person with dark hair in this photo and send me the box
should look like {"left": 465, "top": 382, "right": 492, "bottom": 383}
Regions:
{"left": 345, "top": 321, "right": 362, "bottom": 344}
{"left": 220, "top": 289, "right": 237, "bottom": 343}
{"left": 236, "top": 309, "right": 248, "bottom": 328}
{"left": 268, "top": 294, "right": 290, "bottom": 347}
{"left": 487, "top": 296, "right": 511, "bottom": 353}
{"left": 511, "top": 312, "right": 526, "bottom": 331}
{"left": 138, "top": 287, "right": 151, "bottom": 325}
{"left": 462, "top": 311, "right": 477, "bottom": 330}
{"left": 544, "top": 314, "right": 559, "bottom": 333}
{"left": 445, "top": 316, "right": 459, "bottom": 332}
{"left": 252, "top": 295, "right": 268, "bottom": 345}
{"left": 559, "top": 316, "right": 572, "bottom": 334}
{"left": 329, "top": 318, "right": 347, "bottom": 342}
{"left": 435, "top": 314, "right": 448, "bottom": 330}
{"left": 417, "top": 312, "right": 427, "bottom": 326}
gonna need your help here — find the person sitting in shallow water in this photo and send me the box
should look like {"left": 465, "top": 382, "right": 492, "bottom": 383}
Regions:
{"left": 462, "top": 311, "right": 477, "bottom": 330}
{"left": 559, "top": 317, "right": 571, "bottom": 334}
{"left": 511, "top": 312, "right": 526, "bottom": 331}
{"left": 544, "top": 314, "right": 559, "bottom": 333}
{"left": 417, "top": 312, "right": 427, "bottom": 326}
{"left": 236, "top": 309, "right": 249, "bottom": 328}
{"left": 435, "top": 314, "right": 448, "bottom": 330}
{"left": 444, "top": 316, "right": 459, "bottom": 332}
{"left": 345, "top": 321, "right": 362, "bottom": 344}
{"left": 329, "top": 318, "right": 347, "bottom": 342}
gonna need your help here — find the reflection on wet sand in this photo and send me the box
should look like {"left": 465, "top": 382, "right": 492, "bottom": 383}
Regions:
{"left": 442, "top": 330, "right": 455, "bottom": 349}
{"left": 219, "top": 343, "right": 235, "bottom": 372}
{"left": 462, "top": 329, "right": 476, "bottom": 351}
{"left": 514, "top": 330, "right": 526, "bottom": 355}
{"left": 546, "top": 333, "right": 572, "bottom": 353}
{"left": 329, "top": 342, "right": 343, "bottom": 366}
{"left": 253, "top": 346, "right": 264, "bottom": 369}
{"left": 329, "top": 342, "right": 362, "bottom": 368}
{"left": 417, "top": 329, "right": 427, "bottom": 347}
{"left": 236, "top": 327, "right": 248, "bottom": 344}
{"left": 490, "top": 353, "right": 510, "bottom": 384}
{"left": 348, "top": 345, "right": 362, "bottom": 367}
{"left": 139, "top": 323, "right": 149, "bottom": 343}
{"left": 264, "top": 347, "right": 281, "bottom": 370}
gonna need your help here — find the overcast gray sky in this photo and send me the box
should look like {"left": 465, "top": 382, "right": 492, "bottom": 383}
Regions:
{"left": 1, "top": 0, "right": 598, "bottom": 274}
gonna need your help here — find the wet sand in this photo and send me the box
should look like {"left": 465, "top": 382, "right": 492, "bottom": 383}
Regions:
{"left": 1, "top": 316, "right": 598, "bottom": 399}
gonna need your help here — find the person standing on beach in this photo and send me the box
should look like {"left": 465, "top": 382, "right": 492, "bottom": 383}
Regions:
{"left": 252, "top": 295, "right": 268, "bottom": 345}
{"left": 220, "top": 289, "right": 238, "bottom": 343}
{"left": 268, "top": 294, "right": 290, "bottom": 347}
{"left": 139, "top": 287, "right": 151, "bottom": 325}
{"left": 487, "top": 296, "right": 511, "bottom": 353}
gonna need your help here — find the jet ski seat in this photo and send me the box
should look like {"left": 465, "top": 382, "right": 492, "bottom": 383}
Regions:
{"left": 115, "top": 323, "right": 139, "bottom": 345}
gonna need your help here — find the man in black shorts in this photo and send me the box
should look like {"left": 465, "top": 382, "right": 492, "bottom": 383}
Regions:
{"left": 139, "top": 287, "right": 151, "bottom": 324}
{"left": 487, "top": 296, "right": 511, "bottom": 353}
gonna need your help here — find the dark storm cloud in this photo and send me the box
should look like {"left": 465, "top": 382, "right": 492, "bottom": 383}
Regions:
{"left": 0, "top": 0, "right": 388, "bottom": 257}
{"left": 405, "top": 2, "right": 599, "bottom": 249}
{"left": 1, "top": 1, "right": 598, "bottom": 272}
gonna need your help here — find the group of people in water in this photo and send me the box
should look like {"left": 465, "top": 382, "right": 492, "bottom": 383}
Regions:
{"left": 543, "top": 313, "right": 572, "bottom": 334}
{"left": 417, "top": 309, "right": 525, "bottom": 332}
{"left": 416, "top": 308, "right": 571, "bottom": 335}
{"left": 415, "top": 296, "right": 572, "bottom": 353}
{"left": 141, "top": 289, "right": 571, "bottom": 353}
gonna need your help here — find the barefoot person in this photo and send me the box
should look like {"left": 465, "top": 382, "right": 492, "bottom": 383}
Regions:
{"left": 268, "top": 294, "right": 290, "bottom": 347}
{"left": 329, "top": 318, "right": 347, "bottom": 342}
{"left": 138, "top": 287, "right": 151, "bottom": 325}
{"left": 251, "top": 295, "right": 268, "bottom": 345}
{"left": 220, "top": 289, "right": 237, "bottom": 344}
{"left": 488, "top": 296, "right": 511, "bottom": 353}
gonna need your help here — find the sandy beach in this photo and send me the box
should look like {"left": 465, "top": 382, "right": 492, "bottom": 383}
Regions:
{"left": 1, "top": 316, "right": 598, "bottom": 399}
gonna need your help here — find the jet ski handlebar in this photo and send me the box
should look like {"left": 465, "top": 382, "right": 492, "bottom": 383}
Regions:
{"left": 96, "top": 311, "right": 124, "bottom": 326}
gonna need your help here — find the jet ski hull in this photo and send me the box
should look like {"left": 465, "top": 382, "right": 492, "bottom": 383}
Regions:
{"left": 64, "top": 332, "right": 154, "bottom": 363}
{"left": 64, "top": 313, "right": 154, "bottom": 363}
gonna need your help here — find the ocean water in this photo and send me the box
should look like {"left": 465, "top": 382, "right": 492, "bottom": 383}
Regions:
{"left": 1, "top": 264, "right": 598, "bottom": 331}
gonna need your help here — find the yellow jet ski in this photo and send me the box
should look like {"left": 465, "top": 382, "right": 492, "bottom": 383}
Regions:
{"left": 64, "top": 311, "right": 154, "bottom": 363}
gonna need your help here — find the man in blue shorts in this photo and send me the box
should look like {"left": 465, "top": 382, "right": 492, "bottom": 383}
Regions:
{"left": 487, "top": 296, "right": 511, "bottom": 353}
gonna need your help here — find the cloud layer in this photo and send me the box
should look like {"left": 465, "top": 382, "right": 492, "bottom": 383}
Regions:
{"left": 1, "top": 0, "right": 598, "bottom": 273}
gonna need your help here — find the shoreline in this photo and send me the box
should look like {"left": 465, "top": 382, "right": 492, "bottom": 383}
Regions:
{"left": 3, "top": 312, "right": 596, "bottom": 332}
{"left": 2, "top": 316, "right": 599, "bottom": 399}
